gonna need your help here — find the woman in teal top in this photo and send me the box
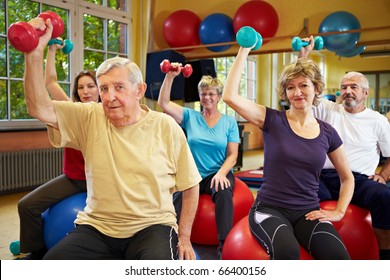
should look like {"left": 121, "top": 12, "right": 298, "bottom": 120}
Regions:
{"left": 159, "top": 70, "right": 240, "bottom": 258}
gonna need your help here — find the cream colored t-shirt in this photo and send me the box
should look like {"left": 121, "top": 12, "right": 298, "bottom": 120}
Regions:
{"left": 47, "top": 102, "right": 201, "bottom": 238}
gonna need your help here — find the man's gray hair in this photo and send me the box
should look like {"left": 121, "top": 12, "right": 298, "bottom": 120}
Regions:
{"left": 96, "top": 56, "right": 143, "bottom": 85}
{"left": 342, "top": 71, "right": 369, "bottom": 89}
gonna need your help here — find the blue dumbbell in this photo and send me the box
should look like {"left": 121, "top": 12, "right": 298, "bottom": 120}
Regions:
{"left": 9, "top": 240, "right": 20, "bottom": 255}
{"left": 236, "top": 26, "right": 263, "bottom": 51}
{"left": 291, "top": 36, "right": 324, "bottom": 51}
{"left": 48, "top": 38, "right": 74, "bottom": 54}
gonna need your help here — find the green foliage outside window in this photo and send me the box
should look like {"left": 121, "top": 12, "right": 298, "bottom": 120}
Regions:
{"left": 1, "top": 0, "right": 128, "bottom": 129}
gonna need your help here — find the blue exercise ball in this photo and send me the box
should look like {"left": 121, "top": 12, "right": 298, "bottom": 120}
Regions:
{"left": 336, "top": 45, "right": 366, "bottom": 57}
{"left": 194, "top": 247, "right": 201, "bottom": 260}
{"left": 42, "top": 192, "right": 87, "bottom": 249}
{"left": 182, "top": 247, "right": 201, "bottom": 260}
{"left": 318, "top": 11, "right": 361, "bottom": 53}
{"left": 199, "top": 13, "right": 235, "bottom": 52}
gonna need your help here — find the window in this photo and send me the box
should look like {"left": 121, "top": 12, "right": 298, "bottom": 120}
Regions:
{"left": 363, "top": 71, "right": 390, "bottom": 115}
{"left": 80, "top": 0, "right": 129, "bottom": 71}
{"left": 0, "top": 0, "right": 130, "bottom": 131}
{"left": 84, "top": 0, "right": 127, "bottom": 11}
{"left": 193, "top": 56, "right": 257, "bottom": 121}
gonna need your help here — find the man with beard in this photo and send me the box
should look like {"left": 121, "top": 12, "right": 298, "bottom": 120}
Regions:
{"left": 300, "top": 38, "right": 390, "bottom": 260}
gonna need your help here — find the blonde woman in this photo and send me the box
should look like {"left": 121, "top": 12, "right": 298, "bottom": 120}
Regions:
{"left": 223, "top": 46, "right": 354, "bottom": 260}
{"left": 159, "top": 70, "right": 240, "bottom": 258}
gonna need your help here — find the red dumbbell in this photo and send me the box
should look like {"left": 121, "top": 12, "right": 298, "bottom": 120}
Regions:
{"left": 8, "top": 11, "right": 64, "bottom": 53}
{"left": 160, "top": 59, "right": 193, "bottom": 78}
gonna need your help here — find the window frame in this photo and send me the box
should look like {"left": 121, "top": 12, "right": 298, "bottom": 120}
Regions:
{"left": 361, "top": 70, "right": 390, "bottom": 115}
{"left": 193, "top": 55, "right": 257, "bottom": 122}
{"left": 0, "top": 0, "right": 131, "bottom": 131}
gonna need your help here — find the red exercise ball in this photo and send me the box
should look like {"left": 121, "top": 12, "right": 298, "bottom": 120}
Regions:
{"left": 232, "top": 178, "right": 255, "bottom": 225}
{"left": 233, "top": 0, "right": 279, "bottom": 41}
{"left": 190, "top": 178, "right": 254, "bottom": 245}
{"left": 320, "top": 201, "right": 378, "bottom": 260}
{"left": 163, "top": 10, "right": 201, "bottom": 52}
{"left": 221, "top": 215, "right": 313, "bottom": 260}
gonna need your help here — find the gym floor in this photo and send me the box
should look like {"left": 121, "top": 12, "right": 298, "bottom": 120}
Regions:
{"left": 0, "top": 149, "right": 264, "bottom": 260}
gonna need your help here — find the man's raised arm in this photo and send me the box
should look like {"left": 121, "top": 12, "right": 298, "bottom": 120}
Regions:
{"left": 23, "top": 18, "right": 58, "bottom": 128}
